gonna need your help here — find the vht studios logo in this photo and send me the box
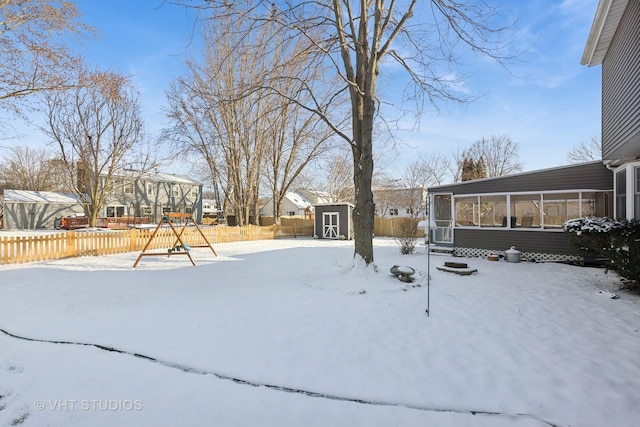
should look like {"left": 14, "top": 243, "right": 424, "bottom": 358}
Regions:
{"left": 34, "top": 399, "right": 144, "bottom": 412}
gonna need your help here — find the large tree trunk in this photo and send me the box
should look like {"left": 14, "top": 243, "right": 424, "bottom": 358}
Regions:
{"left": 351, "top": 91, "right": 376, "bottom": 264}
{"left": 351, "top": 143, "right": 375, "bottom": 264}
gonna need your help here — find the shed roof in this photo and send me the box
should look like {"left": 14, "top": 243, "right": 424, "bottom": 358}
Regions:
{"left": 314, "top": 202, "right": 354, "bottom": 208}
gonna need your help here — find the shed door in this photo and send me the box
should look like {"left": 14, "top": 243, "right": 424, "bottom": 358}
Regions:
{"left": 322, "top": 212, "right": 339, "bottom": 239}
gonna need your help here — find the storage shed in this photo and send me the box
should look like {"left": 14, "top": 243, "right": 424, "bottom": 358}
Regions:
{"left": 313, "top": 203, "right": 353, "bottom": 240}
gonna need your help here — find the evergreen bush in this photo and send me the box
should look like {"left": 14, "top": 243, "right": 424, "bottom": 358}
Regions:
{"left": 564, "top": 217, "right": 640, "bottom": 288}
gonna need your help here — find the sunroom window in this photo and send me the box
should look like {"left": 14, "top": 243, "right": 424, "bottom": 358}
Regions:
{"left": 479, "top": 195, "right": 507, "bottom": 227}
{"left": 542, "top": 192, "right": 579, "bottom": 229}
{"left": 510, "top": 194, "right": 541, "bottom": 228}
{"left": 455, "top": 196, "right": 479, "bottom": 226}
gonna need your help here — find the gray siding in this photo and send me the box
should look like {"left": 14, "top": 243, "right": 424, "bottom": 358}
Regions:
{"left": 104, "top": 179, "right": 203, "bottom": 223}
{"left": 454, "top": 229, "right": 577, "bottom": 257}
{"left": 602, "top": 0, "right": 640, "bottom": 162}
{"left": 314, "top": 204, "right": 352, "bottom": 239}
{"left": 3, "top": 202, "right": 83, "bottom": 230}
{"left": 428, "top": 162, "right": 612, "bottom": 195}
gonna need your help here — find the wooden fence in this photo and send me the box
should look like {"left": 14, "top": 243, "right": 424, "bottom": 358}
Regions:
{"left": 0, "top": 225, "right": 279, "bottom": 266}
{"left": 263, "top": 216, "right": 426, "bottom": 239}
{"left": 1, "top": 217, "right": 426, "bottom": 266}
{"left": 374, "top": 217, "right": 427, "bottom": 239}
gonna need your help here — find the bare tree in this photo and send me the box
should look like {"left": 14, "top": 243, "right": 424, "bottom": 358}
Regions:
{"left": 172, "top": 1, "right": 512, "bottom": 264}
{"left": 316, "top": 148, "right": 355, "bottom": 203}
{"left": 0, "top": 0, "right": 90, "bottom": 116}
{"left": 414, "top": 152, "right": 453, "bottom": 187}
{"left": 567, "top": 136, "right": 601, "bottom": 163}
{"left": 165, "top": 16, "right": 277, "bottom": 226}
{"left": 373, "top": 165, "right": 426, "bottom": 219}
{"left": 43, "top": 68, "right": 147, "bottom": 227}
{"left": 0, "top": 146, "right": 66, "bottom": 191}
{"left": 461, "top": 135, "right": 522, "bottom": 178}
{"left": 259, "top": 23, "right": 340, "bottom": 225}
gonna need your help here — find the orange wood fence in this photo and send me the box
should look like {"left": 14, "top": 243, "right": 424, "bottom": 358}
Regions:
{"left": 0, "top": 225, "right": 285, "bottom": 265}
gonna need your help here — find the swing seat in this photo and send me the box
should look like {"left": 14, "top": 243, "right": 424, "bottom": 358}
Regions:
{"left": 168, "top": 243, "right": 191, "bottom": 253}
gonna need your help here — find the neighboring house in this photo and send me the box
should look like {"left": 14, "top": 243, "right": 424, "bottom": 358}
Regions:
{"left": 427, "top": 162, "right": 613, "bottom": 261}
{"left": 101, "top": 170, "right": 203, "bottom": 224}
{"left": 2, "top": 190, "right": 84, "bottom": 230}
{"left": 295, "top": 189, "right": 333, "bottom": 205}
{"left": 373, "top": 187, "right": 427, "bottom": 218}
{"left": 2, "top": 170, "right": 203, "bottom": 230}
{"left": 261, "top": 191, "right": 316, "bottom": 217}
{"left": 202, "top": 199, "right": 220, "bottom": 217}
{"left": 582, "top": 0, "right": 640, "bottom": 221}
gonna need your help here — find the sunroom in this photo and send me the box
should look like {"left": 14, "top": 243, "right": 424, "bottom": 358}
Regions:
{"left": 427, "top": 162, "right": 613, "bottom": 261}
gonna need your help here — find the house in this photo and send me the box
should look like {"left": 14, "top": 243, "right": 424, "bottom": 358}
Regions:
{"left": 260, "top": 191, "right": 315, "bottom": 218}
{"left": 582, "top": 0, "right": 640, "bottom": 221}
{"left": 313, "top": 203, "right": 354, "bottom": 240}
{"left": 100, "top": 170, "right": 203, "bottom": 224}
{"left": 202, "top": 199, "right": 220, "bottom": 217}
{"left": 2, "top": 190, "right": 84, "bottom": 230}
{"left": 373, "top": 186, "right": 427, "bottom": 218}
{"left": 425, "top": 0, "right": 640, "bottom": 262}
{"left": 427, "top": 162, "right": 613, "bottom": 261}
{"left": 295, "top": 188, "right": 333, "bottom": 205}
{"left": 2, "top": 170, "right": 203, "bottom": 230}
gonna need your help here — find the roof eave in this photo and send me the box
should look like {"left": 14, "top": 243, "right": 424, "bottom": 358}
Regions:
{"left": 581, "top": 0, "right": 629, "bottom": 66}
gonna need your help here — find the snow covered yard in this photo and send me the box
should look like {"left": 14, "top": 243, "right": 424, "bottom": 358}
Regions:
{"left": 1, "top": 237, "right": 639, "bottom": 427}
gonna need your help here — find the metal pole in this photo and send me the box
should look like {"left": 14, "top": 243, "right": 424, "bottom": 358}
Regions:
{"left": 426, "top": 195, "right": 431, "bottom": 317}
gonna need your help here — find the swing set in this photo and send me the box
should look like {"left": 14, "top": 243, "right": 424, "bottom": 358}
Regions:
{"left": 133, "top": 213, "right": 217, "bottom": 268}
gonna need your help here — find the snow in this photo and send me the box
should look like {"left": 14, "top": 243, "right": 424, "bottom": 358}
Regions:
{"left": 2, "top": 190, "right": 80, "bottom": 204}
{"left": 1, "top": 237, "right": 639, "bottom": 427}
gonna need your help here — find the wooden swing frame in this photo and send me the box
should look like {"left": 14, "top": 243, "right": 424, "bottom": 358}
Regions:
{"left": 133, "top": 213, "right": 217, "bottom": 268}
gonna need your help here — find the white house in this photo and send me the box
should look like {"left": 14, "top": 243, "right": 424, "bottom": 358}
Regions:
{"left": 202, "top": 199, "right": 220, "bottom": 217}
{"left": 373, "top": 187, "right": 428, "bottom": 218}
{"left": 261, "top": 191, "right": 314, "bottom": 217}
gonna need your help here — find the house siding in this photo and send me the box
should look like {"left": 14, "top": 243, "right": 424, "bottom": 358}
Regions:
{"left": 602, "top": 0, "right": 640, "bottom": 162}
{"left": 429, "top": 162, "right": 612, "bottom": 195}
{"left": 3, "top": 202, "right": 83, "bottom": 230}
{"left": 453, "top": 229, "right": 576, "bottom": 258}
{"left": 104, "top": 177, "right": 203, "bottom": 224}
{"left": 427, "top": 162, "right": 614, "bottom": 260}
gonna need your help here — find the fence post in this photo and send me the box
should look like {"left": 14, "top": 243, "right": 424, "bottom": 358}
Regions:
{"left": 129, "top": 228, "right": 137, "bottom": 252}
{"left": 65, "top": 231, "right": 76, "bottom": 258}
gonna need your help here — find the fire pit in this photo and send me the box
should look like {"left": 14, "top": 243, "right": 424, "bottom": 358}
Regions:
{"left": 436, "top": 261, "right": 477, "bottom": 276}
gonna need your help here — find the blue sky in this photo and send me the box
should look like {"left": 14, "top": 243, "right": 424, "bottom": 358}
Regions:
{"left": 7, "top": 0, "right": 602, "bottom": 179}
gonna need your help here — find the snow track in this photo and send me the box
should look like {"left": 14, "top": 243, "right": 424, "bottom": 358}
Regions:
{"left": 0, "top": 327, "right": 560, "bottom": 427}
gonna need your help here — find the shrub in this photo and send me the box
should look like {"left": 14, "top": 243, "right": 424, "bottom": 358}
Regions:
{"left": 564, "top": 217, "right": 640, "bottom": 288}
{"left": 395, "top": 217, "right": 419, "bottom": 255}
